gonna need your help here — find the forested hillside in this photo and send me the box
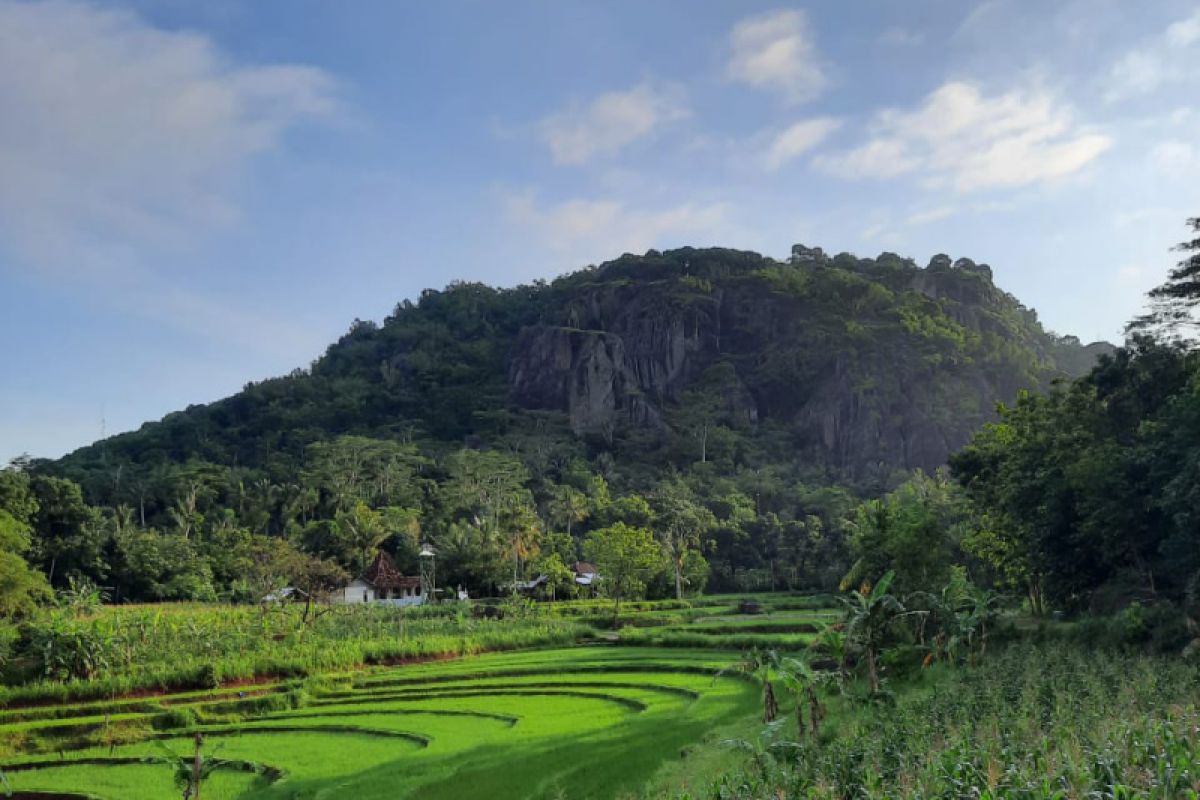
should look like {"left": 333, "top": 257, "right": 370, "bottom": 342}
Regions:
{"left": 12, "top": 245, "right": 1109, "bottom": 602}
{"left": 61, "top": 246, "right": 1104, "bottom": 478}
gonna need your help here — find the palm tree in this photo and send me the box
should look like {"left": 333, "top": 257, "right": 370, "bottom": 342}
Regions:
{"left": 840, "top": 570, "right": 908, "bottom": 694}
{"left": 547, "top": 485, "right": 589, "bottom": 536}
{"left": 336, "top": 501, "right": 388, "bottom": 574}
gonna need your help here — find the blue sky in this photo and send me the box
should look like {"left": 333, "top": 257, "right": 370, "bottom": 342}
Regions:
{"left": 2, "top": 0, "right": 1198, "bottom": 462}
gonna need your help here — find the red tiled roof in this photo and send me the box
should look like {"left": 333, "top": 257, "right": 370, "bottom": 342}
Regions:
{"left": 363, "top": 551, "right": 421, "bottom": 590}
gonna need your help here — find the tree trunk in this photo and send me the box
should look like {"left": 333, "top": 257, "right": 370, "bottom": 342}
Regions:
{"left": 762, "top": 680, "right": 778, "bottom": 723}
{"left": 190, "top": 732, "right": 204, "bottom": 800}
{"left": 808, "top": 685, "right": 821, "bottom": 738}
{"left": 674, "top": 559, "right": 683, "bottom": 601}
{"left": 866, "top": 646, "right": 879, "bottom": 694}
{"left": 795, "top": 693, "right": 805, "bottom": 738}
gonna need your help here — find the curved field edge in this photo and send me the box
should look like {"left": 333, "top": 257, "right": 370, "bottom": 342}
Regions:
{"left": 2, "top": 647, "right": 761, "bottom": 800}
{"left": 0, "top": 618, "right": 593, "bottom": 710}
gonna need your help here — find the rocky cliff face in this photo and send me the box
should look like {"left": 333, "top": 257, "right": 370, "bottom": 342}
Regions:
{"left": 506, "top": 248, "right": 1108, "bottom": 476}
{"left": 59, "top": 245, "right": 1110, "bottom": 482}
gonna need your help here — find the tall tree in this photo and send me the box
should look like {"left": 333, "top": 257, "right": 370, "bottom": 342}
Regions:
{"left": 650, "top": 479, "right": 715, "bottom": 599}
{"left": 1129, "top": 216, "right": 1200, "bottom": 340}
{"left": 584, "top": 523, "right": 661, "bottom": 624}
{"left": 28, "top": 475, "right": 106, "bottom": 586}
{"left": 336, "top": 501, "right": 389, "bottom": 574}
{"left": 546, "top": 485, "right": 589, "bottom": 536}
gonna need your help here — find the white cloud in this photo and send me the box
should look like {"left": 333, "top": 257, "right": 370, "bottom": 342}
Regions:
{"left": 539, "top": 82, "right": 688, "bottom": 165}
{"left": 816, "top": 137, "right": 918, "bottom": 180}
{"left": 764, "top": 118, "right": 841, "bottom": 170}
{"left": 0, "top": 0, "right": 338, "bottom": 274}
{"left": 1105, "top": 9, "right": 1200, "bottom": 101}
{"left": 0, "top": 0, "right": 337, "bottom": 358}
{"left": 906, "top": 206, "right": 958, "bottom": 225}
{"left": 727, "top": 9, "right": 827, "bottom": 103}
{"left": 1106, "top": 50, "right": 1173, "bottom": 100}
{"left": 1166, "top": 9, "right": 1200, "bottom": 47}
{"left": 815, "top": 82, "right": 1111, "bottom": 192}
{"left": 503, "top": 191, "right": 727, "bottom": 256}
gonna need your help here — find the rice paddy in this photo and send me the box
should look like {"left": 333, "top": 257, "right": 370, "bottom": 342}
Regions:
{"left": 1, "top": 645, "right": 765, "bottom": 799}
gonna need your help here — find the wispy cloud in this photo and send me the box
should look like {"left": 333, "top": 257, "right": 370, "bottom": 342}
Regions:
{"left": 906, "top": 206, "right": 958, "bottom": 225}
{"left": 764, "top": 118, "right": 841, "bottom": 170}
{"left": 0, "top": 0, "right": 338, "bottom": 273}
{"left": 539, "top": 82, "right": 688, "bottom": 165}
{"left": 727, "top": 9, "right": 827, "bottom": 103}
{"left": 0, "top": 0, "right": 338, "bottom": 355}
{"left": 815, "top": 82, "right": 1110, "bottom": 192}
{"left": 503, "top": 190, "right": 727, "bottom": 257}
{"left": 1105, "top": 9, "right": 1200, "bottom": 101}
{"left": 1166, "top": 10, "right": 1200, "bottom": 48}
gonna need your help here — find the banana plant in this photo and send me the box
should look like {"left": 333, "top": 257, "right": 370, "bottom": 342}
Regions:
{"left": 718, "top": 647, "right": 781, "bottom": 723}
{"left": 774, "top": 653, "right": 831, "bottom": 741}
{"left": 839, "top": 570, "right": 910, "bottom": 694}
{"left": 155, "top": 733, "right": 228, "bottom": 800}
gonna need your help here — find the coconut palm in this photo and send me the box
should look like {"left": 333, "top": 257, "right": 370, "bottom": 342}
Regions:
{"left": 336, "top": 501, "right": 389, "bottom": 574}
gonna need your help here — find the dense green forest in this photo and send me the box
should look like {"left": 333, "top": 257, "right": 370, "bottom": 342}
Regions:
{"left": 12, "top": 229, "right": 1200, "bottom": 625}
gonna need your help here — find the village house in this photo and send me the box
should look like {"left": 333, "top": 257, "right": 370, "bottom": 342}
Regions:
{"left": 335, "top": 551, "right": 424, "bottom": 606}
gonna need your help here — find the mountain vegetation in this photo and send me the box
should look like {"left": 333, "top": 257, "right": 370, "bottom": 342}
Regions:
{"left": 1, "top": 245, "right": 1110, "bottom": 607}
{"left": 6, "top": 221, "right": 1200, "bottom": 800}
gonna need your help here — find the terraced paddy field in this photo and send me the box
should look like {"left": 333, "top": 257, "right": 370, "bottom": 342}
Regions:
{"left": 615, "top": 608, "right": 839, "bottom": 650}
{"left": 1, "top": 647, "right": 759, "bottom": 799}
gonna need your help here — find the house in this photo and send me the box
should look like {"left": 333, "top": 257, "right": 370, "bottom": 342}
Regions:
{"left": 261, "top": 587, "right": 302, "bottom": 603}
{"left": 571, "top": 561, "right": 598, "bottom": 589}
{"left": 507, "top": 574, "right": 548, "bottom": 593}
{"left": 335, "top": 551, "right": 424, "bottom": 606}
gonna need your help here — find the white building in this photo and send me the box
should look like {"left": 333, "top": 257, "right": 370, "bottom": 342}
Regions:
{"left": 335, "top": 551, "right": 425, "bottom": 606}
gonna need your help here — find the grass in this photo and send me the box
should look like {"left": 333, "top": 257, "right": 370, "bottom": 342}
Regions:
{"left": 6, "top": 593, "right": 892, "bottom": 798}
{"left": 2, "top": 603, "right": 591, "bottom": 707}
{"left": 612, "top": 609, "right": 835, "bottom": 650}
{"left": 1, "top": 645, "right": 760, "bottom": 799}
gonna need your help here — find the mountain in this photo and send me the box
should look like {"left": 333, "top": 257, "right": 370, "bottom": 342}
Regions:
{"left": 54, "top": 245, "right": 1111, "bottom": 491}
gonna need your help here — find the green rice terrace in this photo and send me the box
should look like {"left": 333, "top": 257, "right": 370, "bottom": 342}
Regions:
{"left": 6, "top": 592, "right": 1200, "bottom": 799}
{"left": 0, "top": 595, "right": 829, "bottom": 799}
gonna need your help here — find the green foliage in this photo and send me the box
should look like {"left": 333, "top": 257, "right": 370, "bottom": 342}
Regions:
{"left": 951, "top": 336, "right": 1200, "bottom": 614}
{"left": 704, "top": 643, "right": 1200, "bottom": 799}
{"left": 841, "top": 469, "right": 978, "bottom": 594}
{"left": 2, "top": 603, "right": 590, "bottom": 704}
{"left": 26, "top": 245, "right": 1105, "bottom": 604}
{"left": 584, "top": 523, "right": 663, "bottom": 622}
